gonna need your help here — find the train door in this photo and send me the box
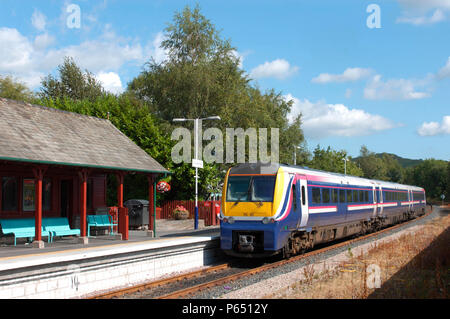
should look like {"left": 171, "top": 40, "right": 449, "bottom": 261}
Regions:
{"left": 296, "top": 175, "right": 309, "bottom": 229}
{"left": 408, "top": 189, "right": 412, "bottom": 211}
{"left": 377, "top": 186, "right": 384, "bottom": 217}
{"left": 372, "top": 185, "right": 377, "bottom": 218}
{"left": 290, "top": 174, "right": 301, "bottom": 228}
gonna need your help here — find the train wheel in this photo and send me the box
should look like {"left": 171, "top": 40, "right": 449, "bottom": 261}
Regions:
{"left": 282, "top": 241, "right": 291, "bottom": 259}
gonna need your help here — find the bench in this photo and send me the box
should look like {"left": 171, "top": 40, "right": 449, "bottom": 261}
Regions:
{"left": 0, "top": 218, "right": 52, "bottom": 245}
{"left": 87, "top": 214, "right": 117, "bottom": 237}
{"left": 42, "top": 217, "right": 80, "bottom": 240}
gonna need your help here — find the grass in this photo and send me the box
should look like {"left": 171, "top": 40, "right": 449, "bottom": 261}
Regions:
{"left": 265, "top": 213, "right": 449, "bottom": 299}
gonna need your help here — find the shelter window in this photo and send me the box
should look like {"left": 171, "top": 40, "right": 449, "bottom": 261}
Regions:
{"left": 2, "top": 177, "right": 18, "bottom": 211}
{"left": 43, "top": 179, "right": 52, "bottom": 211}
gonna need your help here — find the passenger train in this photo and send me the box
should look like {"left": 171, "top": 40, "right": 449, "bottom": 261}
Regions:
{"left": 219, "top": 162, "right": 426, "bottom": 258}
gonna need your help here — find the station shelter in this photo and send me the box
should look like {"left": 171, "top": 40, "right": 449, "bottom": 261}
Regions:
{"left": 0, "top": 98, "right": 169, "bottom": 247}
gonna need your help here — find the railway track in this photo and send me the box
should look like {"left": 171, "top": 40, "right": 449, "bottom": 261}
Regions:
{"left": 91, "top": 208, "right": 433, "bottom": 299}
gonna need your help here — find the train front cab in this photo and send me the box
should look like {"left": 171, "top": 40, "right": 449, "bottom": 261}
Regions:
{"left": 220, "top": 167, "right": 306, "bottom": 257}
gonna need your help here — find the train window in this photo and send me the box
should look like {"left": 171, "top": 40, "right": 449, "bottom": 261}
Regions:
{"left": 322, "top": 188, "right": 330, "bottom": 203}
{"left": 364, "top": 191, "right": 369, "bottom": 202}
{"left": 339, "top": 189, "right": 346, "bottom": 203}
{"left": 332, "top": 189, "right": 338, "bottom": 203}
{"left": 354, "top": 190, "right": 359, "bottom": 202}
{"left": 346, "top": 189, "right": 352, "bottom": 203}
{"left": 301, "top": 186, "right": 306, "bottom": 205}
{"left": 312, "top": 187, "right": 321, "bottom": 204}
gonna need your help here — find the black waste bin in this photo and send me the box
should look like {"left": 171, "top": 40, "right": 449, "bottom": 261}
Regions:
{"left": 124, "top": 199, "right": 149, "bottom": 228}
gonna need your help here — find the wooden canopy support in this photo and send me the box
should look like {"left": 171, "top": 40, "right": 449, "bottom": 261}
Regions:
{"left": 32, "top": 166, "right": 47, "bottom": 248}
{"left": 116, "top": 172, "right": 128, "bottom": 240}
{"left": 78, "top": 168, "right": 90, "bottom": 243}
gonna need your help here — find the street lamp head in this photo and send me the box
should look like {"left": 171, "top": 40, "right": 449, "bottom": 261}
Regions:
{"left": 202, "top": 115, "right": 221, "bottom": 121}
{"left": 172, "top": 118, "right": 187, "bottom": 122}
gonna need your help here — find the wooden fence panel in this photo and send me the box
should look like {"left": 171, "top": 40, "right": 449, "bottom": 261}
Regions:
{"left": 159, "top": 200, "right": 221, "bottom": 224}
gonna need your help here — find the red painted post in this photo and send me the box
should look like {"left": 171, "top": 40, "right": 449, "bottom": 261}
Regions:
{"left": 78, "top": 169, "right": 89, "bottom": 239}
{"left": 32, "top": 167, "right": 44, "bottom": 242}
{"left": 116, "top": 172, "right": 124, "bottom": 207}
{"left": 118, "top": 207, "right": 129, "bottom": 240}
{"left": 116, "top": 172, "right": 128, "bottom": 240}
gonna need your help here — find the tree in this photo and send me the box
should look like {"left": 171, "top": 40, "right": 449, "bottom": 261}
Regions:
{"left": 309, "top": 145, "right": 363, "bottom": 176}
{"left": 127, "top": 4, "right": 305, "bottom": 169}
{"left": 381, "top": 153, "right": 404, "bottom": 183}
{"left": 40, "top": 56, "right": 104, "bottom": 101}
{"left": 404, "top": 159, "right": 449, "bottom": 201}
{"left": 0, "top": 75, "right": 34, "bottom": 102}
{"left": 355, "top": 145, "right": 387, "bottom": 180}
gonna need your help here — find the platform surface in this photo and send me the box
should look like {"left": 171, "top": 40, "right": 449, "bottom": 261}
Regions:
{"left": 0, "top": 220, "right": 220, "bottom": 270}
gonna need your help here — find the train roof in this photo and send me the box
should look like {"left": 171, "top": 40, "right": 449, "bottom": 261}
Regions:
{"left": 228, "top": 162, "right": 424, "bottom": 192}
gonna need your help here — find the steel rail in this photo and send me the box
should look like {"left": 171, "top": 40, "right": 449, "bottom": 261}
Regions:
{"left": 90, "top": 262, "right": 230, "bottom": 299}
{"left": 157, "top": 209, "right": 432, "bottom": 299}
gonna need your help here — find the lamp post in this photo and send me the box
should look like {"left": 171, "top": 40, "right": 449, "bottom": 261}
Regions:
{"left": 293, "top": 146, "right": 302, "bottom": 166}
{"left": 173, "top": 115, "right": 221, "bottom": 229}
{"left": 342, "top": 157, "right": 348, "bottom": 175}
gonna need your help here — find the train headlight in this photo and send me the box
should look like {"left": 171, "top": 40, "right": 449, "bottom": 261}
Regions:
{"left": 228, "top": 217, "right": 235, "bottom": 224}
{"left": 262, "top": 217, "right": 275, "bottom": 224}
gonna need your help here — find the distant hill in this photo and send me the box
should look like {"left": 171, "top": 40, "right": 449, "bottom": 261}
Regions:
{"left": 353, "top": 152, "right": 424, "bottom": 168}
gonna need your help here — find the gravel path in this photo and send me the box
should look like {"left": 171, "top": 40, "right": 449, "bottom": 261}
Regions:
{"left": 190, "top": 207, "right": 443, "bottom": 299}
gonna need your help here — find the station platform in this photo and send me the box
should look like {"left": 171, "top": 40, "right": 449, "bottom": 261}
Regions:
{"left": 0, "top": 220, "right": 222, "bottom": 299}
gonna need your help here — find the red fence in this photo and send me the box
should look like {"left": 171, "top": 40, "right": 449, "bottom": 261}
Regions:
{"left": 158, "top": 200, "right": 221, "bottom": 226}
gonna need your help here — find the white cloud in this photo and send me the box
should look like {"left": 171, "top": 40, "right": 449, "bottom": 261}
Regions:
{"left": 0, "top": 27, "right": 34, "bottom": 73}
{"left": 144, "top": 31, "right": 168, "bottom": 64}
{"left": 312, "top": 67, "right": 372, "bottom": 84}
{"left": 285, "top": 94, "right": 395, "bottom": 139}
{"left": 364, "top": 74, "right": 430, "bottom": 100}
{"left": 397, "top": 0, "right": 450, "bottom": 12}
{"left": 0, "top": 24, "right": 167, "bottom": 89}
{"left": 33, "top": 33, "right": 55, "bottom": 50}
{"left": 396, "top": 9, "right": 446, "bottom": 25}
{"left": 396, "top": 0, "right": 450, "bottom": 25}
{"left": 96, "top": 71, "right": 123, "bottom": 94}
{"left": 31, "top": 9, "right": 47, "bottom": 32}
{"left": 417, "top": 115, "right": 450, "bottom": 136}
{"left": 250, "top": 59, "right": 299, "bottom": 80}
{"left": 437, "top": 56, "right": 450, "bottom": 79}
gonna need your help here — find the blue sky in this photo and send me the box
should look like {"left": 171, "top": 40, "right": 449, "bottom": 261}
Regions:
{"left": 0, "top": 0, "right": 449, "bottom": 161}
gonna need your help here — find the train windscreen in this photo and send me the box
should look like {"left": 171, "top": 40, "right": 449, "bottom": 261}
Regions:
{"left": 226, "top": 175, "right": 276, "bottom": 202}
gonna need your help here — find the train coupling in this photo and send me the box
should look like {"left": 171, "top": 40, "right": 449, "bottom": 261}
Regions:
{"left": 237, "top": 234, "right": 255, "bottom": 253}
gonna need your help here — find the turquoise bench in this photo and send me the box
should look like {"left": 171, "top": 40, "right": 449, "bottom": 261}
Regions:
{"left": 42, "top": 217, "right": 80, "bottom": 240}
{"left": 0, "top": 218, "right": 52, "bottom": 245}
{"left": 87, "top": 214, "right": 117, "bottom": 237}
